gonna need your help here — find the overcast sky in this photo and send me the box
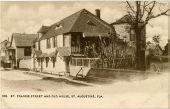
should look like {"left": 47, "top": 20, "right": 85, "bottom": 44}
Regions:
{"left": 0, "top": 1, "right": 168, "bottom": 48}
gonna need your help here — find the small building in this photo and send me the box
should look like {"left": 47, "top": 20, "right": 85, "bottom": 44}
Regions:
{"left": 32, "top": 9, "right": 116, "bottom": 76}
{"left": 8, "top": 33, "right": 38, "bottom": 69}
{"left": 147, "top": 43, "right": 163, "bottom": 56}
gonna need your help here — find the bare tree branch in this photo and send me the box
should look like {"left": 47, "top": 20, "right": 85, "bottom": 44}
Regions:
{"left": 126, "top": 1, "right": 136, "bottom": 14}
{"left": 144, "top": 9, "right": 170, "bottom": 26}
{"left": 144, "top": 1, "right": 155, "bottom": 8}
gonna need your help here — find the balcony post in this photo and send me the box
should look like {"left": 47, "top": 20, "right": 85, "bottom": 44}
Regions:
{"left": 88, "top": 59, "right": 90, "bottom": 67}
{"left": 82, "top": 58, "right": 84, "bottom": 66}
{"left": 76, "top": 58, "right": 77, "bottom": 66}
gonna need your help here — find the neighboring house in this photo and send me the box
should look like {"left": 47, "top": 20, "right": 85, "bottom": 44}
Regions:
{"left": 111, "top": 15, "right": 146, "bottom": 48}
{"left": 8, "top": 33, "right": 38, "bottom": 68}
{"left": 0, "top": 40, "right": 11, "bottom": 68}
{"left": 32, "top": 9, "right": 116, "bottom": 76}
{"left": 147, "top": 43, "right": 163, "bottom": 56}
{"left": 111, "top": 15, "right": 147, "bottom": 69}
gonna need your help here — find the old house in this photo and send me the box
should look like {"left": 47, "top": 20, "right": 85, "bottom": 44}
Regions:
{"left": 147, "top": 43, "right": 163, "bottom": 56}
{"left": 9, "top": 33, "right": 38, "bottom": 68}
{"left": 0, "top": 40, "right": 11, "bottom": 68}
{"left": 111, "top": 15, "right": 147, "bottom": 69}
{"left": 32, "top": 9, "right": 116, "bottom": 76}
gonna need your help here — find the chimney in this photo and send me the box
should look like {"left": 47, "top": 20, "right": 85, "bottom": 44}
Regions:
{"left": 95, "top": 9, "right": 100, "bottom": 19}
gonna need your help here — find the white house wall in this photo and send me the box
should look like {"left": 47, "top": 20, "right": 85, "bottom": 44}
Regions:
{"left": 57, "top": 34, "right": 63, "bottom": 47}
{"left": 34, "top": 56, "right": 65, "bottom": 74}
{"left": 64, "top": 34, "right": 71, "bottom": 47}
{"left": 34, "top": 34, "right": 66, "bottom": 73}
{"left": 114, "top": 24, "right": 131, "bottom": 42}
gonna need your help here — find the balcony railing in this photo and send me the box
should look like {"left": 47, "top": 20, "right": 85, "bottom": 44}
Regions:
{"left": 71, "top": 57, "right": 99, "bottom": 67}
{"left": 71, "top": 46, "right": 81, "bottom": 53}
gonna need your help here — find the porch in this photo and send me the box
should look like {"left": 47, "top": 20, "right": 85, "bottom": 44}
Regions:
{"left": 69, "top": 32, "right": 110, "bottom": 57}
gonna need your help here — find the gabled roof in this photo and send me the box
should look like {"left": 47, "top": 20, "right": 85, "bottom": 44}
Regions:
{"left": 111, "top": 14, "right": 135, "bottom": 25}
{"left": 38, "top": 26, "right": 50, "bottom": 33}
{"left": 11, "top": 33, "right": 38, "bottom": 47}
{"left": 39, "top": 9, "right": 115, "bottom": 41}
{"left": 56, "top": 47, "right": 71, "bottom": 56}
{"left": 34, "top": 50, "right": 42, "bottom": 57}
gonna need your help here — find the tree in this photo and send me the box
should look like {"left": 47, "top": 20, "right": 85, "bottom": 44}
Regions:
{"left": 152, "top": 35, "right": 160, "bottom": 46}
{"left": 125, "top": 1, "right": 169, "bottom": 70}
{"left": 163, "top": 43, "right": 168, "bottom": 55}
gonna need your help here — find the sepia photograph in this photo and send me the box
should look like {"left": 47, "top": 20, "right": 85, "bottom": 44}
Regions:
{"left": 0, "top": 1, "right": 169, "bottom": 108}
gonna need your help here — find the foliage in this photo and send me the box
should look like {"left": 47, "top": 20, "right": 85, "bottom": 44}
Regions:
{"left": 152, "top": 35, "right": 160, "bottom": 45}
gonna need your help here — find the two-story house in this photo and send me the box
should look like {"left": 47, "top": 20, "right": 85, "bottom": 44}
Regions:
{"left": 9, "top": 33, "right": 38, "bottom": 69}
{"left": 32, "top": 9, "right": 116, "bottom": 76}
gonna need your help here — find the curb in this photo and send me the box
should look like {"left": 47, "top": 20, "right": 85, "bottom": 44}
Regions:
{"left": 25, "top": 71, "right": 99, "bottom": 87}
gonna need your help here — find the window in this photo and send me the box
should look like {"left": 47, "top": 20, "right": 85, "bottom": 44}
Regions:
{"left": 130, "top": 29, "right": 135, "bottom": 41}
{"left": 46, "top": 38, "right": 51, "bottom": 49}
{"left": 24, "top": 48, "right": 31, "bottom": 56}
{"left": 38, "top": 41, "right": 41, "bottom": 50}
{"left": 55, "top": 24, "right": 62, "bottom": 30}
{"left": 63, "top": 36, "right": 66, "bottom": 47}
{"left": 53, "top": 37, "right": 55, "bottom": 48}
{"left": 87, "top": 20, "right": 96, "bottom": 26}
{"left": 37, "top": 58, "right": 40, "bottom": 66}
{"left": 52, "top": 36, "right": 57, "bottom": 47}
{"left": 71, "top": 36, "right": 79, "bottom": 46}
{"left": 55, "top": 37, "right": 57, "bottom": 47}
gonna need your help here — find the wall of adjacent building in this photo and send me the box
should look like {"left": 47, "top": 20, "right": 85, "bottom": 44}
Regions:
{"left": 16, "top": 48, "right": 31, "bottom": 59}
{"left": 20, "top": 59, "right": 32, "bottom": 69}
{"left": 114, "top": 24, "right": 132, "bottom": 42}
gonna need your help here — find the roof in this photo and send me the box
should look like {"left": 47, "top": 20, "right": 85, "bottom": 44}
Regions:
{"left": 111, "top": 14, "right": 135, "bottom": 25}
{"left": 34, "top": 50, "right": 42, "bottom": 57}
{"left": 11, "top": 33, "right": 38, "bottom": 47}
{"left": 39, "top": 53, "right": 48, "bottom": 57}
{"left": 56, "top": 47, "right": 71, "bottom": 56}
{"left": 47, "top": 51, "right": 58, "bottom": 57}
{"left": 37, "top": 47, "right": 70, "bottom": 58}
{"left": 38, "top": 26, "right": 50, "bottom": 33}
{"left": 39, "top": 9, "right": 115, "bottom": 41}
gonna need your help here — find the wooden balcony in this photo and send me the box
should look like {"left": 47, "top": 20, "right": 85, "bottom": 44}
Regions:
{"left": 71, "top": 46, "right": 81, "bottom": 54}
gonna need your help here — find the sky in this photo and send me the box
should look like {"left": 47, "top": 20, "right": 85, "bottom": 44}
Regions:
{"left": 0, "top": 1, "right": 169, "bottom": 48}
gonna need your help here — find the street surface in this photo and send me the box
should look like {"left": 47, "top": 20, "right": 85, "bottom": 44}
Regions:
{"left": 0, "top": 67, "right": 169, "bottom": 108}
{"left": 1, "top": 69, "right": 85, "bottom": 92}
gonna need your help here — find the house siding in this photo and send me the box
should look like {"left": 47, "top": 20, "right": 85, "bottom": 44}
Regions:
{"left": 114, "top": 24, "right": 133, "bottom": 42}
{"left": 16, "top": 47, "right": 31, "bottom": 59}
{"left": 33, "top": 34, "right": 67, "bottom": 73}
{"left": 57, "top": 34, "right": 64, "bottom": 47}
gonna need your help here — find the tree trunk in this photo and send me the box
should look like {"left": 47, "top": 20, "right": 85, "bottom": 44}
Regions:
{"left": 135, "top": 28, "right": 146, "bottom": 70}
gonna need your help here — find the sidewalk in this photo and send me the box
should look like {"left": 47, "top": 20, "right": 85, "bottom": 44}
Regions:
{"left": 25, "top": 71, "right": 99, "bottom": 87}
